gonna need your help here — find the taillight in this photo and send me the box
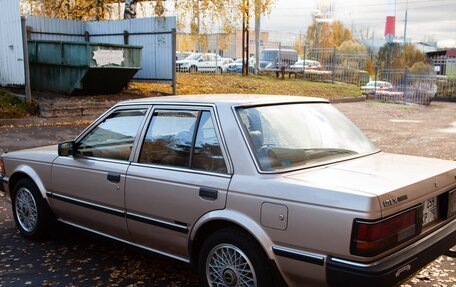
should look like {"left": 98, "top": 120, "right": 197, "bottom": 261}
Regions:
{"left": 0, "top": 159, "right": 5, "bottom": 175}
{"left": 351, "top": 206, "right": 422, "bottom": 257}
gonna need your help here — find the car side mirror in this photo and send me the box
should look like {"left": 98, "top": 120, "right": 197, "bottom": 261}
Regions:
{"left": 58, "top": 141, "right": 76, "bottom": 157}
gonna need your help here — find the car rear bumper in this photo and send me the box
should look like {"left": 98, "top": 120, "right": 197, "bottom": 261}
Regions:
{"left": 326, "top": 218, "right": 456, "bottom": 287}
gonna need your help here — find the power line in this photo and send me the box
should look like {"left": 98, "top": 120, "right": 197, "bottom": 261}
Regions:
{"left": 272, "top": 0, "right": 454, "bottom": 11}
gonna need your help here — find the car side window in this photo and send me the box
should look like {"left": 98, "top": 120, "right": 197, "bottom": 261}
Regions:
{"left": 192, "top": 111, "right": 227, "bottom": 173}
{"left": 139, "top": 109, "right": 227, "bottom": 173}
{"left": 77, "top": 109, "right": 147, "bottom": 161}
{"left": 139, "top": 110, "right": 198, "bottom": 168}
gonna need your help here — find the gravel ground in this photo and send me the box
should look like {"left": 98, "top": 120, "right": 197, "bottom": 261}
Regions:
{"left": 0, "top": 100, "right": 455, "bottom": 286}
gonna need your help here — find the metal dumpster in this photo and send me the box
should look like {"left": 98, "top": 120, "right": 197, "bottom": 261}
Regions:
{"left": 28, "top": 40, "right": 142, "bottom": 94}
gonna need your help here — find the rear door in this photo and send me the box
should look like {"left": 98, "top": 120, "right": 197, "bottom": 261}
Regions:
{"left": 125, "top": 105, "right": 232, "bottom": 259}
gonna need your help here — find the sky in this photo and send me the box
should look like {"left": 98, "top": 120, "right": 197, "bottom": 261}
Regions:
{"left": 260, "top": 0, "right": 456, "bottom": 48}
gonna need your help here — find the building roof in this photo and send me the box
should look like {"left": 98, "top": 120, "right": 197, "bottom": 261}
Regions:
{"left": 427, "top": 48, "right": 456, "bottom": 57}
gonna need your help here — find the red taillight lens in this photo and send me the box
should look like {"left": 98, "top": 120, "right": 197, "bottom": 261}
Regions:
{"left": 351, "top": 207, "right": 422, "bottom": 257}
{"left": 0, "top": 159, "right": 5, "bottom": 175}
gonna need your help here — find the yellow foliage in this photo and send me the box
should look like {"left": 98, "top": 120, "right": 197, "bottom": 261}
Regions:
{"left": 306, "top": 20, "right": 353, "bottom": 49}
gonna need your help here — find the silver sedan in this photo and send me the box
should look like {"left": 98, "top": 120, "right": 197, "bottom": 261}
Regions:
{"left": 1, "top": 95, "right": 455, "bottom": 287}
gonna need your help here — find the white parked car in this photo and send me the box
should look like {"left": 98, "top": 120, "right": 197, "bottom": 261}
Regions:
{"left": 176, "top": 51, "right": 193, "bottom": 61}
{"left": 176, "top": 53, "right": 224, "bottom": 73}
{"left": 221, "top": 58, "right": 235, "bottom": 73}
{"left": 1, "top": 95, "right": 455, "bottom": 287}
{"left": 290, "top": 59, "right": 322, "bottom": 70}
{"left": 361, "top": 81, "right": 394, "bottom": 95}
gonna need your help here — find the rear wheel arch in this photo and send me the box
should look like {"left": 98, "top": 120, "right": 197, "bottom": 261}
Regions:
{"left": 192, "top": 220, "right": 287, "bottom": 286}
{"left": 190, "top": 220, "right": 242, "bottom": 267}
{"left": 189, "top": 217, "right": 274, "bottom": 267}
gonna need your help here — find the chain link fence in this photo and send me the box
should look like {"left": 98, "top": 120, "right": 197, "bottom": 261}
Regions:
{"left": 176, "top": 33, "right": 369, "bottom": 85}
{"left": 370, "top": 68, "right": 438, "bottom": 105}
{"left": 175, "top": 32, "right": 455, "bottom": 105}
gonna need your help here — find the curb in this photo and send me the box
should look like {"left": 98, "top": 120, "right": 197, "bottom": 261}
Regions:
{"left": 330, "top": 96, "right": 367, "bottom": 103}
{"left": 0, "top": 115, "right": 98, "bottom": 127}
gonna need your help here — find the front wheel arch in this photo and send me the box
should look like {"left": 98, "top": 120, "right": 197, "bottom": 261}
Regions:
{"left": 8, "top": 167, "right": 49, "bottom": 202}
{"left": 9, "top": 172, "right": 34, "bottom": 200}
{"left": 11, "top": 177, "right": 54, "bottom": 240}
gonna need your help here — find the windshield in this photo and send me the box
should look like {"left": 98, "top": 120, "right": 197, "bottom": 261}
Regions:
{"left": 260, "top": 50, "right": 278, "bottom": 61}
{"left": 237, "top": 103, "right": 379, "bottom": 172}
{"left": 186, "top": 53, "right": 201, "bottom": 60}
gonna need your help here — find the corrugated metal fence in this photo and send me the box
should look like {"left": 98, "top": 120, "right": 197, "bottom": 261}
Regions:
{"left": 26, "top": 16, "right": 176, "bottom": 87}
{"left": 0, "top": 0, "right": 25, "bottom": 86}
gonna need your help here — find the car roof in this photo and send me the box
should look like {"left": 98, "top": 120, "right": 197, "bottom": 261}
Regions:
{"left": 119, "top": 94, "right": 329, "bottom": 108}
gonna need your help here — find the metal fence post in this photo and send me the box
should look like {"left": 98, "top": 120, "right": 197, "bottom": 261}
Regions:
{"left": 403, "top": 67, "right": 408, "bottom": 104}
{"left": 278, "top": 42, "right": 282, "bottom": 68}
{"left": 171, "top": 28, "right": 177, "bottom": 95}
{"left": 215, "top": 34, "right": 218, "bottom": 74}
{"left": 21, "top": 16, "right": 32, "bottom": 104}
{"left": 374, "top": 66, "right": 378, "bottom": 101}
{"left": 332, "top": 45, "right": 336, "bottom": 84}
{"left": 303, "top": 45, "right": 306, "bottom": 80}
{"left": 84, "top": 31, "right": 90, "bottom": 42}
{"left": 123, "top": 30, "right": 129, "bottom": 45}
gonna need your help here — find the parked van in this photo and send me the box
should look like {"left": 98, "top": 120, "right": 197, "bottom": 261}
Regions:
{"left": 259, "top": 49, "right": 299, "bottom": 69}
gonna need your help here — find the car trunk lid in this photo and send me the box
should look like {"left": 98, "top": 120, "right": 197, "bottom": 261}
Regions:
{"left": 285, "top": 152, "right": 456, "bottom": 217}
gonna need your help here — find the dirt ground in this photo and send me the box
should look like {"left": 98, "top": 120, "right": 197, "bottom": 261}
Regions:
{"left": 0, "top": 100, "right": 455, "bottom": 286}
{"left": 335, "top": 101, "right": 456, "bottom": 161}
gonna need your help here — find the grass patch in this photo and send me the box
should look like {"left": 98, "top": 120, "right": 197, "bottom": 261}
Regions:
{"left": 130, "top": 73, "right": 362, "bottom": 100}
{"left": 0, "top": 89, "right": 38, "bottom": 119}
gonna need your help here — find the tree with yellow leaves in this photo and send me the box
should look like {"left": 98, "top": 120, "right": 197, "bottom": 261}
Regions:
{"left": 377, "top": 43, "right": 425, "bottom": 70}
{"left": 305, "top": 20, "right": 353, "bottom": 49}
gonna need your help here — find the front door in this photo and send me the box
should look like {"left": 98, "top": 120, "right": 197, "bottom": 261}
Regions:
{"left": 49, "top": 107, "right": 149, "bottom": 239}
{"left": 125, "top": 106, "right": 231, "bottom": 259}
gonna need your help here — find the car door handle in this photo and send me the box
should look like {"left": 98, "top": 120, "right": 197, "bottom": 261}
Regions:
{"left": 199, "top": 188, "right": 218, "bottom": 200}
{"left": 107, "top": 172, "right": 121, "bottom": 183}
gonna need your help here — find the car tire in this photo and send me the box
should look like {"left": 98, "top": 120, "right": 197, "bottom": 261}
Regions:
{"left": 189, "top": 66, "right": 198, "bottom": 73}
{"left": 198, "top": 227, "right": 274, "bottom": 287}
{"left": 12, "top": 178, "right": 53, "bottom": 240}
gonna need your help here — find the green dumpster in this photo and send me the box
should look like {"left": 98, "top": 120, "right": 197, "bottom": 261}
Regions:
{"left": 28, "top": 40, "right": 142, "bottom": 94}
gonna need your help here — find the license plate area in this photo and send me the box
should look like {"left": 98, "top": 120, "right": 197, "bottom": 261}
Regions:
{"left": 422, "top": 197, "right": 438, "bottom": 226}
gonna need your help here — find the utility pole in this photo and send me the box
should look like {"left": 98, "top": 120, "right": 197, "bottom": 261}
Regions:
{"left": 254, "top": 0, "right": 261, "bottom": 75}
{"left": 242, "top": 0, "right": 249, "bottom": 75}
{"left": 403, "top": 0, "right": 408, "bottom": 44}
{"left": 196, "top": 0, "right": 201, "bottom": 52}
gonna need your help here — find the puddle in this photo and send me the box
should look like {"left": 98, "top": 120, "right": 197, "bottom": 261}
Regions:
{"left": 438, "top": 121, "right": 456, "bottom": 134}
{"left": 389, "top": 119, "right": 423, "bottom": 123}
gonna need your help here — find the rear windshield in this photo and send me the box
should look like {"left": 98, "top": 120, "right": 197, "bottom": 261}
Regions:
{"left": 237, "top": 103, "right": 379, "bottom": 172}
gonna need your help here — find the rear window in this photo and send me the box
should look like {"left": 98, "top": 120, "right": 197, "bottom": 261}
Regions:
{"left": 237, "top": 103, "right": 379, "bottom": 172}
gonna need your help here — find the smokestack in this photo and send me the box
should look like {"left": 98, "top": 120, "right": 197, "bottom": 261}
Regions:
{"left": 384, "top": 0, "right": 396, "bottom": 42}
{"left": 385, "top": 16, "right": 396, "bottom": 37}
